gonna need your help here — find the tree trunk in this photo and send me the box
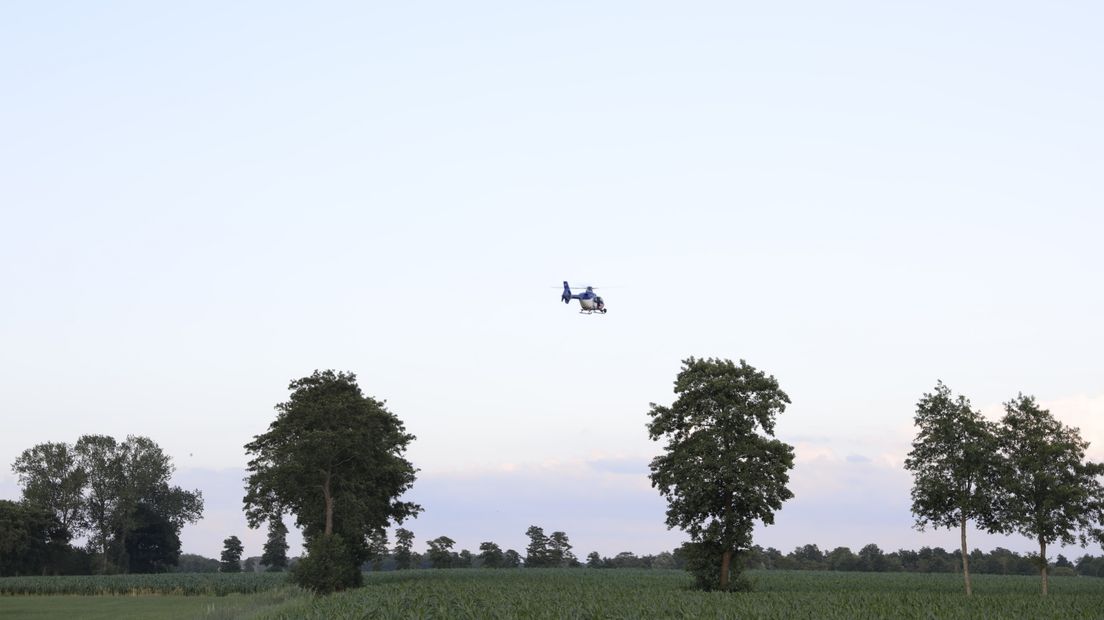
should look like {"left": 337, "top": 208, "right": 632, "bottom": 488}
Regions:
{"left": 322, "top": 472, "right": 334, "bottom": 536}
{"left": 1039, "top": 536, "right": 1048, "bottom": 596}
{"left": 720, "top": 549, "right": 732, "bottom": 590}
{"left": 959, "top": 513, "right": 972, "bottom": 596}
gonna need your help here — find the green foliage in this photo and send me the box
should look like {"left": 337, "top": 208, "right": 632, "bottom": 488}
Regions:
{"left": 174, "top": 553, "right": 220, "bottom": 573}
{"left": 524, "top": 525, "right": 552, "bottom": 567}
{"left": 992, "top": 394, "right": 1104, "bottom": 593}
{"left": 0, "top": 571, "right": 286, "bottom": 595}
{"left": 0, "top": 500, "right": 59, "bottom": 576}
{"left": 124, "top": 503, "right": 180, "bottom": 573}
{"left": 365, "top": 528, "right": 389, "bottom": 571}
{"left": 647, "top": 357, "right": 795, "bottom": 590}
{"left": 244, "top": 569, "right": 1104, "bottom": 619}
{"left": 220, "top": 536, "right": 244, "bottom": 573}
{"left": 478, "top": 542, "right": 504, "bottom": 568}
{"left": 11, "top": 442, "right": 86, "bottom": 543}
{"left": 244, "top": 370, "right": 420, "bottom": 571}
{"left": 904, "top": 382, "right": 1001, "bottom": 594}
{"left": 11, "top": 435, "right": 202, "bottom": 574}
{"left": 426, "top": 536, "right": 456, "bottom": 568}
{"left": 262, "top": 519, "right": 290, "bottom": 571}
{"left": 393, "top": 528, "right": 415, "bottom": 570}
{"left": 291, "top": 534, "right": 362, "bottom": 594}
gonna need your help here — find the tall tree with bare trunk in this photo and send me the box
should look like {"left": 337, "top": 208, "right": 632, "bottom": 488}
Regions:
{"left": 904, "top": 381, "right": 1001, "bottom": 596}
{"left": 992, "top": 394, "right": 1104, "bottom": 596}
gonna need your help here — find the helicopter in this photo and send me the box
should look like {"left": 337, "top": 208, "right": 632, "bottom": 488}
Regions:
{"left": 561, "top": 281, "right": 607, "bottom": 314}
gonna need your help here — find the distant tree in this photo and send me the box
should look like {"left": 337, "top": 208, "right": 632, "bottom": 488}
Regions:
{"left": 524, "top": 525, "right": 552, "bottom": 567}
{"left": 858, "top": 544, "right": 888, "bottom": 572}
{"left": 992, "top": 394, "right": 1104, "bottom": 595}
{"left": 652, "top": 551, "right": 676, "bottom": 569}
{"left": 261, "top": 519, "right": 289, "bottom": 572}
{"left": 648, "top": 358, "right": 795, "bottom": 590}
{"left": 791, "top": 544, "right": 825, "bottom": 570}
{"left": 586, "top": 551, "right": 603, "bottom": 568}
{"left": 502, "top": 549, "right": 521, "bottom": 568}
{"left": 426, "top": 536, "right": 456, "bottom": 568}
{"left": 220, "top": 536, "right": 243, "bottom": 573}
{"left": 548, "top": 531, "right": 576, "bottom": 567}
{"left": 394, "top": 528, "right": 415, "bottom": 570}
{"left": 366, "top": 528, "right": 389, "bottom": 571}
{"left": 124, "top": 503, "right": 181, "bottom": 573}
{"left": 11, "top": 442, "right": 86, "bottom": 544}
{"left": 457, "top": 549, "right": 473, "bottom": 568}
{"left": 826, "top": 547, "right": 860, "bottom": 572}
{"left": 244, "top": 370, "right": 420, "bottom": 590}
{"left": 173, "top": 553, "right": 220, "bottom": 573}
{"left": 904, "top": 381, "right": 1001, "bottom": 596}
{"left": 479, "top": 542, "right": 504, "bottom": 568}
{"left": 243, "top": 557, "right": 257, "bottom": 573}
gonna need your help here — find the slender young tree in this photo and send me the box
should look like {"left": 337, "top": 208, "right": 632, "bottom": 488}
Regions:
{"left": 648, "top": 357, "right": 795, "bottom": 590}
{"left": 261, "top": 519, "right": 289, "bottom": 571}
{"left": 904, "top": 381, "right": 1001, "bottom": 595}
{"left": 993, "top": 394, "right": 1104, "bottom": 596}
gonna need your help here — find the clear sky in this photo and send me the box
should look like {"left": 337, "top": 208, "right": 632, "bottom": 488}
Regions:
{"left": 2, "top": 1, "right": 1102, "bottom": 561}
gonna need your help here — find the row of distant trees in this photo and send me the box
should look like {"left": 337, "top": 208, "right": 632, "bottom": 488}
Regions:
{"left": 2, "top": 435, "right": 203, "bottom": 576}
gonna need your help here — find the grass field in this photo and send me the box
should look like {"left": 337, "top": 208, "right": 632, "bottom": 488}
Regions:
{"left": 2, "top": 570, "right": 1103, "bottom": 619}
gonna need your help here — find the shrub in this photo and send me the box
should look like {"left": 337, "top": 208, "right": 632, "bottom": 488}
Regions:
{"left": 291, "top": 534, "right": 361, "bottom": 594}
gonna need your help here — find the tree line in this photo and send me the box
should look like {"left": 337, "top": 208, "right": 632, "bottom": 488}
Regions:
{"left": 2, "top": 435, "right": 202, "bottom": 576}
{"left": 6, "top": 365, "right": 1100, "bottom": 600}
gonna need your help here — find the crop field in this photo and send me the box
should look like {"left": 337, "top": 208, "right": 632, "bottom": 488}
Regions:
{"left": 2, "top": 570, "right": 1104, "bottom": 619}
{"left": 0, "top": 572, "right": 286, "bottom": 596}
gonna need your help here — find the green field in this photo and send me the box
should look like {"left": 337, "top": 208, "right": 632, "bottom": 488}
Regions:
{"left": 2, "top": 570, "right": 1103, "bottom": 619}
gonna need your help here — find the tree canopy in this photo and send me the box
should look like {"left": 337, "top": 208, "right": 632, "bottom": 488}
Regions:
{"left": 243, "top": 370, "right": 420, "bottom": 582}
{"left": 992, "top": 394, "right": 1104, "bottom": 595}
{"left": 648, "top": 357, "right": 795, "bottom": 590}
{"left": 10, "top": 434, "right": 201, "bottom": 574}
{"left": 904, "top": 381, "right": 1001, "bottom": 595}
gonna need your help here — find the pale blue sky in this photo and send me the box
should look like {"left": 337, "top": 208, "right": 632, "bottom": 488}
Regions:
{"left": 2, "top": 1, "right": 1102, "bottom": 559}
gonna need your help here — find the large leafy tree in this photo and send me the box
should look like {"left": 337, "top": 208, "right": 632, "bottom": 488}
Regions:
{"left": 648, "top": 357, "right": 795, "bottom": 590}
{"left": 993, "top": 394, "right": 1104, "bottom": 595}
{"left": 16, "top": 435, "right": 201, "bottom": 574}
{"left": 243, "top": 370, "right": 420, "bottom": 573}
{"left": 11, "top": 442, "right": 86, "bottom": 544}
{"left": 904, "top": 381, "right": 1001, "bottom": 595}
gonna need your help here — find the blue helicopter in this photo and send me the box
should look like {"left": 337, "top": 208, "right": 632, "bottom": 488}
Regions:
{"left": 561, "top": 281, "right": 607, "bottom": 314}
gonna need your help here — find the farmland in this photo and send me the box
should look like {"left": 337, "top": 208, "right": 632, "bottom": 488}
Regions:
{"left": 3, "top": 570, "right": 1104, "bottom": 619}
